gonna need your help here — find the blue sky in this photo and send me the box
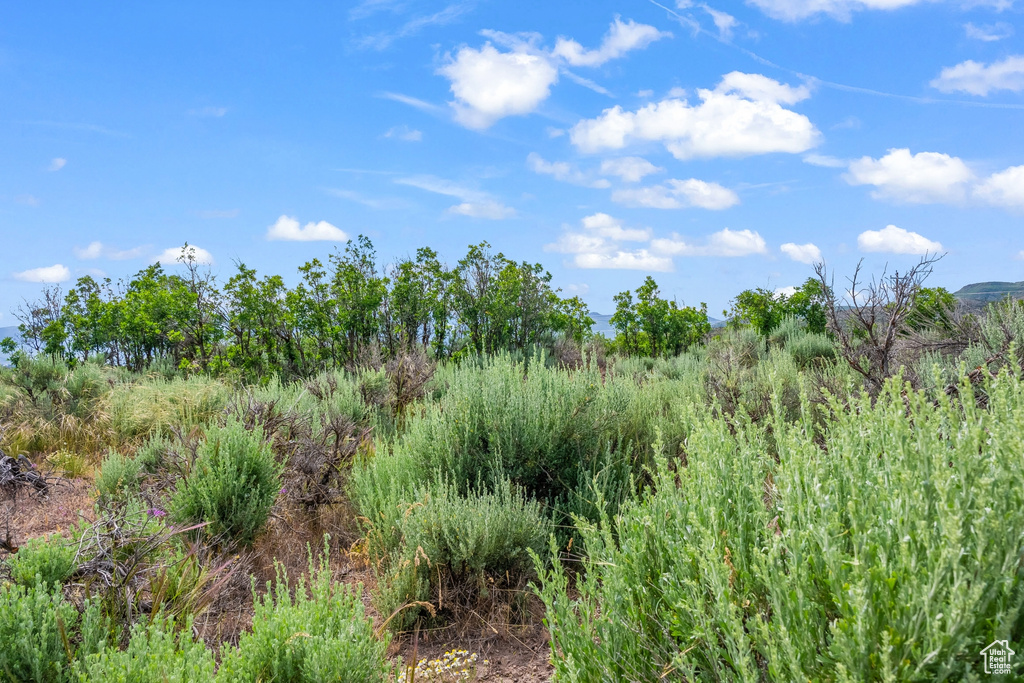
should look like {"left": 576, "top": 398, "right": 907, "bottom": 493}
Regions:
{"left": 2, "top": 0, "right": 1023, "bottom": 321}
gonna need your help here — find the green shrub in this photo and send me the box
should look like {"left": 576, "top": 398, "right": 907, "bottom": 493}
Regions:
{"left": 538, "top": 372, "right": 1024, "bottom": 681}
{"left": 94, "top": 451, "right": 143, "bottom": 504}
{"left": 0, "top": 582, "right": 105, "bottom": 682}
{"left": 171, "top": 419, "right": 282, "bottom": 547}
{"left": 108, "top": 376, "right": 230, "bottom": 444}
{"left": 6, "top": 535, "right": 78, "bottom": 588}
{"left": 76, "top": 614, "right": 215, "bottom": 683}
{"left": 217, "top": 549, "right": 391, "bottom": 683}
{"left": 359, "top": 477, "right": 549, "bottom": 629}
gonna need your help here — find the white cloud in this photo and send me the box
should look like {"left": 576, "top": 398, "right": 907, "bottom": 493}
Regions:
{"left": 545, "top": 214, "right": 671, "bottom": 271}
{"left": 154, "top": 245, "right": 215, "bottom": 265}
{"left": 439, "top": 43, "right": 559, "bottom": 129}
{"left": 384, "top": 125, "right": 423, "bottom": 141}
{"left": 378, "top": 91, "right": 443, "bottom": 112}
{"left": 266, "top": 215, "right": 349, "bottom": 242}
{"left": 748, "top": 0, "right": 930, "bottom": 22}
{"left": 570, "top": 71, "right": 819, "bottom": 160}
{"left": 651, "top": 228, "right": 768, "bottom": 257}
{"left": 74, "top": 242, "right": 104, "bottom": 260}
{"left": 780, "top": 242, "right": 822, "bottom": 263}
{"left": 48, "top": 157, "right": 66, "bottom": 171}
{"left": 857, "top": 225, "right": 942, "bottom": 254}
{"left": 974, "top": 165, "right": 1024, "bottom": 209}
{"left": 703, "top": 6, "right": 738, "bottom": 40}
{"left": 1015, "top": 250, "right": 1024, "bottom": 261}
{"left": 447, "top": 201, "right": 517, "bottom": 219}
{"left": 845, "top": 148, "right": 973, "bottom": 203}
{"left": 931, "top": 55, "right": 1024, "bottom": 96}
{"left": 565, "top": 283, "right": 590, "bottom": 295}
{"left": 581, "top": 212, "right": 651, "bottom": 241}
{"left": 612, "top": 178, "right": 739, "bottom": 210}
{"left": 396, "top": 175, "right": 516, "bottom": 218}
{"left": 599, "top": 156, "right": 662, "bottom": 182}
{"left": 13, "top": 264, "right": 71, "bottom": 283}
{"left": 803, "top": 153, "right": 847, "bottom": 168}
{"left": 965, "top": 22, "right": 1013, "bottom": 41}
{"left": 552, "top": 17, "right": 670, "bottom": 67}
{"left": 527, "top": 153, "right": 610, "bottom": 188}
{"left": 73, "top": 242, "right": 146, "bottom": 260}
{"left": 15, "top": 194, "right": 40, "bottom": 207}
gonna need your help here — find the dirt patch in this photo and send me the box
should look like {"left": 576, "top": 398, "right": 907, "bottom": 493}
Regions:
{"left": 2, "top": 472, "right": 95, "bottom": 549}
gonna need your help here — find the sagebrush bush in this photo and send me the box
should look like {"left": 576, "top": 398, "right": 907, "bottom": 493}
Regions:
{"left": 0, "top": 582, "right": 105, "bottom": 682}
{"left": 358, "top": 476, "right": 550, "bottom": 629}
{"left": 94, "top": 450, "right": 143, "bottom": 504}
{"left": 6, "top": 534, "right": 77, "bottom": 588}
{"left": 76, "top": 614, "right": 215, "bottom": 683}
{"left": 171, "top": 418, "right": 282, "bottom": 547}
{"left": 217, "top": 549, "right": 391, "bottom": 682}
{"left": 538, "top": 370, "right": 1024, "bottom": 681}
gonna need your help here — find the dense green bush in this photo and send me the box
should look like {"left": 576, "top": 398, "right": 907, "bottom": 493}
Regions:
{"left": 6, "top": 535, "right": 77, "bottom": 588}
{"left": 217, "top": 551, "right": 391, "bottom": 682}
{"left": 94, "top": 450, "right": 143, "bottom": 504}
{"left": 538, "top": 371, "right": 1024, "bottom": 681}
{"left": 76, "top": 615, "right": 215, "bottom": 683}
{"left": 171, "top": 418, "right": 282, "bottom": 547}
{"left": 357, "top": 476, "right": 550, "bottom": 629}
{"left": 0, "top": 582, "right": 105, "bottom": 682}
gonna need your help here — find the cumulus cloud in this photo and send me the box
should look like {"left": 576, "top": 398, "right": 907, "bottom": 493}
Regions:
{"left": 775, "top": 285, "right": 799, "bottom": 297}
{"left": 611, "top": 178, "right": 739, "bottom": 210}
{"left": 447, "top": 201, "right": 517, "bottom": 219}
{"left": 845, "top": 148, "right": 973, "bottom": 203}
{"left": 599, "top": 156, "right": 663, "bottom": 183}
{"left": 651, "top": 228, "right": 768, "bottom": 257}
{"left": 570, "top": 71, "right": 819, "bottom": 160}
{"left": 439, "top": 42, "right": 559, "bottom": 129}
{"left": 748, "top": 0, "right": 929, "bottom": 22}
{"left": 545, "top": 214, "right": 671, "bottom": 271}
{"left": 780, "top": 242, "right": 822, "bottom": 263}
{"left": 931, "top": 55, "right": 1024, "bottom": 96}
{"left": 13, "top": 264, "right": 71, "bottom": 283}
{"left": 857, "top": 225, "right": 942, "bottom": 254}
{"left": 73, "top": 242, "right": 146, "bottom": 260}
{"left": 266, "top": 215, "right": 349, "bottom": 242}
{"left": 49, "top": 158, "right": 66, "bottom": 171}
{"left": 965, "top": 22, "right": 1013, "bottom": 42}
{"left": 154, "top": 245, "right": 215, "bottom": 265}
{"left": 527, "top": 153, "right": 610, "bottom": 188}
{"left": 974, "top": 165, "right": 1024, "bottom": 209}
{"left": 552, "top": 17, "right": 670, "bottom": 67}
{"left": 383, "top": 125, "right": 423, "bottom": 141}
{"left": 703, "top": 6, "right": 738, "bottom": 40}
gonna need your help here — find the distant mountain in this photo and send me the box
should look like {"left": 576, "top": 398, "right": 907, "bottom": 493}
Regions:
{"left": 588, "top": 313, "right": 723, "bottom": 335}
{"left": 0, "top": 326, "right": 20, "bottom": 341}
{"left": 953, "top": 282, "right": 1024, "bottom": 304}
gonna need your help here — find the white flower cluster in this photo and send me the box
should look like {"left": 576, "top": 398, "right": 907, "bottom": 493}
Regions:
{"left": 396, "top": 649, "right": 488, "bottom": 682}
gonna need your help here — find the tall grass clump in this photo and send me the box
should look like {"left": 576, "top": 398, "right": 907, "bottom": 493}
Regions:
{"left": 171, "top": 418, "right": 282, "bottom": 547}
{"left": 538, "top": 370, "right": 1024, "bottom": 680}
{"left": 217, "top": 550, "right": 391, "bottom": 682}
{"left": 108, "top": 375, "right": 230, "bottom": 444}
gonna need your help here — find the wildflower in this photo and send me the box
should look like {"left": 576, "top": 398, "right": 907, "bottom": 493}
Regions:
{"left": 147, "top": 508, "right": 167, "bottom": 518}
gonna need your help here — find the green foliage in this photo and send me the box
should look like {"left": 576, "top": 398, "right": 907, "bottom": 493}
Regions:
{"left": 7, "top": 535, "right": 77, "bottom": 588}
{"left": 611, "top": 277, "right": 710, "bottom": 357}
{"left": 0, "top": 583, "right": 105, "bottom": 683}
{"left": 538, "top": 370, "right": 1024, "bottom": 681}
{"left": 359, "top": 477, "right": 549, "bottom": 629}
{"left": 217, "top": 550, "right": 392, "bottom": 683}
{"left": 95, "top": 450, "right": 143, "bottom": 504}
{"left": 76, "top": 615, "right": 215, "bottom": 683}
{"left": 729, "top": 278, "right": 827, "bottom": 336}
{"left": 171, "top": 419, "right": 282, "bottom": 547}
{"left": 108, "top": 375, "right": 230, "bottom": 443}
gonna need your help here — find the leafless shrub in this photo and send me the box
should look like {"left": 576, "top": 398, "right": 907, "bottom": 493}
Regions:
{"left": 551, "top": 337, "right": 583, "bottom": 370}
{"left": 386, "top": 350, "right": 436, "bottom": 420}
{"left": 815, "top": 254, "right": 943, "bottom": 394}
{"left": 1, "top": 449, "right": 59, "bottom": 553}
